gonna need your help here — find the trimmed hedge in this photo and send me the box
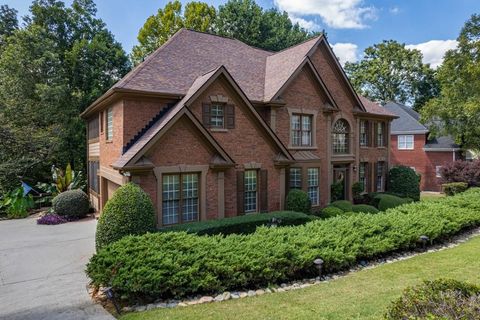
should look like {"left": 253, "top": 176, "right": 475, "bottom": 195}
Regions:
{"left": 442, "top": 182, "right": 468, "bottom": 196}
{"left": 160, "top": 211, "right": 313, "bottom": 236}
{"left": 87, "top": 188, "right": 480, "bottom": 301}
{"left": 375, "top": 194, "right": 413, "bottom": 211}
{"left": 52, "top": 189, "right": 89, "bottom": 218}
{"left": 285, "top": 189, "right": 311, "bottom": 214}
{"left": 352, "top": 204, "right": 379, "bottom": 214}
{"left": 95, "top": 183, "right": 156, "bottom": 251}
{"left": 330, "top": 200, "right": 353, "bottom": 212}
{"left": 320, "top": 205, "right": 345, "bottom": 218}
{"left": 388, "top": 166, "right": 420, "bottom": 201}
{"left": 385, "top": 279, "right": 480, "bottom": 319}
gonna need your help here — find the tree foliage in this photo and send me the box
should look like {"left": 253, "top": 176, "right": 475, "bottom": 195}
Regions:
{"left": 421, "top": 14, "right": 480, "bottom": 150}
{"left": 131, "top": 0, "right": 314, "bottom": 64}
{"left": 0, "top": 5, "right": 18, "bottom": 49}
{"left": 345, "top": 40, "right": 439, "bottom": 111}
{"left": 0, "top": 0, "right": 130, "bottom": 193}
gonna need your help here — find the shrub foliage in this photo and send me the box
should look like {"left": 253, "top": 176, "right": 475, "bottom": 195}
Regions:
{"left": 330, "top": 200, "right": 353, "bottom": 212}
{"left": 388, "top": 166, "right": 420, "bottom": 201}
{"left": 375, "top": 194, "right": 413, "bottom": 211}
{"left": 52, "top": 189, "right": 89, "bottom": 218}
{"left": 95, "top": 183, "right": 156, "bottom": 251}
{"left": 320, "top": 206, "right": 345, "bottom": 218}
{"left": 385, "top": 279, "right": 480, "bottom": 319}
{"left": 285, "top": 189, "right": 311, "bottom": 214}
{"left": 442, "top": 182, "right": 469, "bottom": 196}
{"left": 161, "top": 211, "right": 313, "bottom": 236}
{"left": 440, "top": 159, "right": 480, "bottom": 187}
{"left": 87, "top": 189, "right": 480, "bottom": 301}
{"left": 352, "top": 204, "right": 379, "bottom": 214}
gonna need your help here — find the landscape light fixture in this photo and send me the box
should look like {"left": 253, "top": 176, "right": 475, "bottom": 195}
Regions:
{"left": 419, "top": 235, "right": 429, "bottom": 250}
{"left": 104, "top": 287, "right": 121, "bottom": 315}
{"left": 313, "top": 258, "right": 324, "bottom": 277}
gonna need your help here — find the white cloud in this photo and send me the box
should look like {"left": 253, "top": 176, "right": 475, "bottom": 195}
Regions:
{"left": 331, "top": 42, "right": 359, "bottom": 65}
{"left": 274, "top": 0, "right": 377, "bottom": 29}
{"left": 389, "top": 6, "right": 400, "bottom": 15}
{"left": 406, "top": 40, "right": 458, "bottom": 68}
{"left": 290, "top": 15, "right": 320, "bottom": 30}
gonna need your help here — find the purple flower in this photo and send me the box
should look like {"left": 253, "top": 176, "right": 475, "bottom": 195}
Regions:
{"left": 37, "top": 214, "right": 68, "bottom": 225}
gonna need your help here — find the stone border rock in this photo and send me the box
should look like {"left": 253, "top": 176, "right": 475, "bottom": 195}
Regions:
{"left": 89, "top": 227, "right": 480, "bottom": 314}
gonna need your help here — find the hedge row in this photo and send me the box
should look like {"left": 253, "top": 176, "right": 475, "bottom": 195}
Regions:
{"left": 160, "top": 211, "right": 313, "bottom": 236}
{"left": 86, "top": 188, "right": 480, "bottom": 301}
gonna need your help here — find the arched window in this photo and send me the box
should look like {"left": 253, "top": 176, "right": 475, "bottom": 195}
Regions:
{"left": 332, "top": 119, "right": 350, "bottom": 154}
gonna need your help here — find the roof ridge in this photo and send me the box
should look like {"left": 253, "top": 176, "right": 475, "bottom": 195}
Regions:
{"left": 271, "top": 33, "right": 323, "bottom": 55}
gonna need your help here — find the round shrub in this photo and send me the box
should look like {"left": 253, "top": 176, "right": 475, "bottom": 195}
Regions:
{"left": 385, "top": 279, "right": 480, "bottom": 319}
{"left": 442, "top": 182, "right": 468, "bottom": 196}
{"left": 330, "top": 200, "right": 353, "bottom": 212}
{"left": 352, "top": 204, "right": 379, "bottom": 214}
{"left": 286, "top": 189, "right": 311, "bottom": 214}
{"left": 52, "top": 189, "right": 89, "bottom": 218}
{"left": 375, "top": 194, "right": 413, "bottom": 211}
{"left": 95, "top": 183, "right": 156, "bottom": 251}
{"left": 320, "top": 205, "right": 344, "bottom": 218}
{"left": 388, "top": 166, "right": 420, "bottom": 201}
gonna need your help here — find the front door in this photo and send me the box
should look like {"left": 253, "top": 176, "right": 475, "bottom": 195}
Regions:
{"left": 332, "top": 165, "right": 349, "bottom": 201}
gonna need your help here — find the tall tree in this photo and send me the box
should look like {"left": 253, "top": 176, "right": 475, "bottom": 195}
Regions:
{"left": 0, "top": 0, "right": 130, "bottom": 192}
{"left": 421, "top": 14, "right": 480, "bottom": 150}
{"left": 0, "top": 5, "right": 18, "bottom": 49}
{"left": 345, "top": 40, "right": 439, "bottom": 110}
{"left": 184, "top": 2, "right": 216, "bottom": 32}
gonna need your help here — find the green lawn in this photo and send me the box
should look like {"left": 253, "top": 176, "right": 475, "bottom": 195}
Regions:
{"left": 420, "top": 192, "right": 446, "bottom": 201}
{"left": 121, "top": 234, "right": 480, "bottom": 320}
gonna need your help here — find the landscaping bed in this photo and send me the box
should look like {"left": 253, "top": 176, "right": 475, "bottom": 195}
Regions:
{"left": 86, "top": 188, "right": 480, "bottom": 303}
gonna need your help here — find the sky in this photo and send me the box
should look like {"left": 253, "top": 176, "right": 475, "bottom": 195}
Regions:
{"left": 4, "top": 0, "right": 480, "bottom": 68}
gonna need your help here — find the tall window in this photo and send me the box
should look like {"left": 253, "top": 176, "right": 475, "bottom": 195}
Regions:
{"left": 106, "top": 107, "right": 113, "bottom": 141}
{"left": 436, "top": 166, "right": 442, "bottom": 178}
{"left": 88, "top": 117, "right": 99, "bottom": 140}
{"left": 377, "top": 122, "right": 385, "bottom": 147}
{"left": 162, "top": 173, "right": 199, "bottom": 225}
{"left": 244, "top": 170, "right": 258, "bottom": 213}
{"left": 289, "top": 168, "right": 302, "bottom": 190}
{"left": 307, "top": 168, "right": 319, "bottom": 206}
{"left": 376, "top": 162, "right": 385, "bottom": 192}
{"left": 359, "top": 162, "right": 367, "bottom": 192}
{"left": 360, "top": 120, "right": 368, "bottom": 147}
{"left": 398, "top": 135, "right": 414, "bottom": 150}
{"left": 291, "top": 114, "right": 312, "bottom": 147}
{"left": 210, "top": 104, "right": 224, "bottom": 128}
{"left": 88, "top": 161, "right": 99, "bottom": 193}
{"left": 333, "top": 119, "right": 350, "bottom": 154}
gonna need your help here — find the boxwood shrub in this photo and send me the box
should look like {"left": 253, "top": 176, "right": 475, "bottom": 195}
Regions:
{"left": 388, "top": 166, "right": 420, "bottom": 201}
{"left": 320, "top": 205, "right": 345, "bottom": 218}
{"left": 375, "top": 194, "right": 413, "bottom": 211}
{"left": 160, "top": 211, "right": 313, "bottom": 236}
{"left": 352, "top": 204, "right": 379, "bottom": 214}
{"left": 95, "top": 183, "right": 156, "bottom": 251}
{"left": 285, "top": 189, "right": 311, "bottom": 214}
{"left": 330, "top": 200, "right": 353, "bottom": 212}
{"left": 52, "top": 189, "right": 89, "bottom": 218}
{"left": 385, "top": 279, "right": 480, "bottom": 319}
{"left": 86, "top": 188, "right": 480, "bottom": 301}
{"left": 442, "top": 182, "right": 468, "bottom": 196}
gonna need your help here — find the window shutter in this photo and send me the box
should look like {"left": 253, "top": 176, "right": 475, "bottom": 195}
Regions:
{"left": 366, "top": 121, "right": 370, "bottom": 146}
{"left": 365, "top": 162, "right": 370, "bottom": 193}
{"left": 226, "top": 104, "right": 235, "bottom": 129}
{"left": 236, "top": 171, "right": 245, "bottom": 215}
{"left": 259, "top": 169, "right": 268, "bottom": 213}
{"left": 202, "top": 103, "right": 211, "bottom": 128}
{"left": 373, "top": 123, "right": 378, "bottom": 147}
{"left": 373, "top": 162, "right": 378, "bottom": 191}
{"left": 285, "top": 167, "right": 291, "bottom": 193}
{"left": 383, "top": 122, "right": 387, "bottom": 147}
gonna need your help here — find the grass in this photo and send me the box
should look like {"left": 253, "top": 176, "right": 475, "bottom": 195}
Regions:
{"left": 121, "top": 233, "right": 480, "bottom": 320}
{"left": 420, "top": 192, "right": 446, "bottom": 201}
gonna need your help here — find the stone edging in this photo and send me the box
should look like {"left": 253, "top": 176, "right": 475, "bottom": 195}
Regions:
{"left": 90, "top": 227, "right": 480, "bottom": 314}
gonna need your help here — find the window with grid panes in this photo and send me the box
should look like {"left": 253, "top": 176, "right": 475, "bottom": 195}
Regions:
{"left": 333, "top": 119, "right": 349, "bottom": 154}
{"left": 376, "top": 162, "right": 385, "bottom": 191}
{"left": 106, "top": 107, "right": 113, "bottom": 141}
{"left": 210, "top": 104, "right": 224, "bottom": 128}
{"left": 244, "top": 170, "right": 258, "bottom": 213}
{"left": 291, "top": 114, "right": 312, "bottom": 146}
{"left": 162, "top": 173, "right": 199, "bottom": 225}
{"left": 377, "top": 122, "right": 385, "bottom": 147}
{"left": 359, "top": 162, "right": 367, "bottom": 192}
{"left": 307, "top": 168, "right": 319, "bottom": 206}
{"left": 398, "top": 135, "right": 414, "bottom": 150}
{"left": 289, "top": 168, "right": 302, "bottom": 190}
{"left": 360, "top": 120, "right": 368, "bottom": 146}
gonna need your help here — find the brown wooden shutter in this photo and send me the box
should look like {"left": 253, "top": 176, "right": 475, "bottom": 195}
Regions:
{"left": 202, "top": 103, "right": 211, "bottom": 128}
{"left": 259, "top": 169, "right": 268, "bottom": 213}
{"left": 383, "top": 122, "right": 387, "bottom": 147}
{"left": 373, "top": 122, "right": 378, "bottom": 147}
{"left": 366, "top": 121, "right": 370, "bottom": 146}
{"left": 373, "top": 162, "right": 378, "bottom": 191}
{"left": 236, "top": 171, "right": 245, "bottom": 215}
{"left": 365, "top": 162, "right": 370, "bottom": 193}
{"left": 226, "top": 104, "right": 235, "bottom": 129}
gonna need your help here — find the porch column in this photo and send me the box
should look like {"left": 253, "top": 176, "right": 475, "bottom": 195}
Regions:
{"left": 217, "top": 171, "right": 225, "bottom": 219}
{"left": 326, "top": 114, "right": 332, "bottom": 203}
{"left": 279, "top": 167, "right": 286, "bottom": 210}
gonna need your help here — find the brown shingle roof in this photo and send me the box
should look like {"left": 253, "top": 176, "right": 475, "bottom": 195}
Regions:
{"left": 359, "top": 96, "right": 397, "bottom": 117}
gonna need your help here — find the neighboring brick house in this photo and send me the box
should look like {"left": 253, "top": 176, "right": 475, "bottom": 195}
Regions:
{"left": 385, "top": 102, "right": 461, "bottom": 192}
{"left": 82, "top": 29, "right": 396, "bottom": 227}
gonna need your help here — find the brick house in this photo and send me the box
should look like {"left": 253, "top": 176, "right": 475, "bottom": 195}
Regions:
{"left": 385, "top": 101, "right": 461, "bottom": 191}
{"left": 82, "top": 29, "right": 396, "bottom": 227}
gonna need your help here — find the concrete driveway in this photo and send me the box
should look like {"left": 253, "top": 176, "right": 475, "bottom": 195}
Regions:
{"left": 0, "top": 216, "right": 114, "bottom": 320}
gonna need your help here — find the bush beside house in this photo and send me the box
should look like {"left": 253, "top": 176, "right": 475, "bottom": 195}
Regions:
{"left": 95, "top": 183, "right": 156, "bottom": 251}
{"left": 52, "top": 189, "right": 89, "bottom": 218}
{"left": 442, "top": 182, "right": 469, "bottom": 196}
{"left": 387, "top": 166, "right": 420, "bottom": 201}
{"left": 440, "top": 160, "right": 480, "bottom": 187}
{"left": 285, "top": 190, "right": 311, "bottom": 214}
{"left": 87, "top": 188, "right": 480, "bottom": 301}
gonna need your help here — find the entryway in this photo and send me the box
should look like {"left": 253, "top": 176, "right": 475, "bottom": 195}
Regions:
{"left": 332, "top": 164, "right": 350, "bottom": 201}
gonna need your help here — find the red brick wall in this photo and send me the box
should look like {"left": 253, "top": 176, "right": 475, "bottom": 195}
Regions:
{"left": 390, "top": 134, "right": 455, "bottom": 191}
{"left": 99, "top": 99, "right": 124, "bottom": 167}
{"left": 189, "top": 75, "right": 282, "bottom": 215}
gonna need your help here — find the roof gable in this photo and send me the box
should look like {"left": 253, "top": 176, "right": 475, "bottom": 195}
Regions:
{"left": 384, "top": 102, "right": 429, "bottom": 134}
